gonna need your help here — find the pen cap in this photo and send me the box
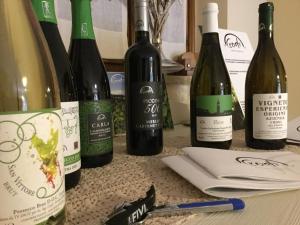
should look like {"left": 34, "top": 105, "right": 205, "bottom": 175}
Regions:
{"left": 229, "top": 198, "right": 245, "bottom": 210}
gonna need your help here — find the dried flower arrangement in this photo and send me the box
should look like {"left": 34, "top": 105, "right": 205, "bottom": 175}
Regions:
{"left": 148, "top": 0, "right": 182, "bottom": 43}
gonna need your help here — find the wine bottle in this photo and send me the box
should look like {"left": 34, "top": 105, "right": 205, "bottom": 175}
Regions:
{"left": 69, "top": 0, "right": 113, "bottom": 168}
{"left": 32, "top": 0, "right": 81, "bottom": 190}
{"left": 125, "top": 0, "right": 163, "bottom": 155}
{"left": 190, "top": 3, "right": 232, "bottom": 149}
{"left": 0, "top": 0, "right": 65, "bottom": 224}
{"left": 245, "top": 2, "right": 287, "bottom": 150}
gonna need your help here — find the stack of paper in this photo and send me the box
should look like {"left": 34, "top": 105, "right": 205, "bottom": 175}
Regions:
{"left": 162, "top": 148, "right": 300, "bottom": 198}
{"left": 287, "top": 117, "right": 300, "bottom": 145}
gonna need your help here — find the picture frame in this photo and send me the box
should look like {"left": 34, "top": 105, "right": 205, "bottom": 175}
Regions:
{"left": 104, "top": 0, "right": 195, "bottom": 72}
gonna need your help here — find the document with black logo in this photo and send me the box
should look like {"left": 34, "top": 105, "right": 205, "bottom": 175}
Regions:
{"left": 162, "top": 148, "right": 300, "bottom": 198}
{"left": 218, "top": 29, "right": 254, "bottom": 130}
{"left": 288, "top": 116, "right": 300, "bottom": 144}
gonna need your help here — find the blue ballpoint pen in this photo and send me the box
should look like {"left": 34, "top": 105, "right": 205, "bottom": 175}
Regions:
{"left": 104, "top": 186, "right": 245, "bottom": 225}
{"left": 147, "top": 198, "right": 245, "bottom": 218}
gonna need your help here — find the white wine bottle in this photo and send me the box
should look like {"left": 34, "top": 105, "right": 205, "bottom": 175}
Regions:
{"left": 0, "top": 1, "right": 65, "bottom": 224}
{"left": 245, "top": 2, "right": 287, "bottom": 150}
{"left": 190, "top": 3, "right": 232, "bottom": 149}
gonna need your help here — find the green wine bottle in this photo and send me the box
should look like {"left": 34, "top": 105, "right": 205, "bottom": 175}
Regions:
{"left": 69, "top": 0, "right": 113, "bottom": 168}
{"left": 0, "top": 0, "right": 65, "bottom": 224}
{"left": 245, "top": 2, "right": 287, "bottom": 150}
{"left": 190, "top": 3, "right": 232, "bottom": 149}
{"left": 32, "top": 0, "right": 81, "bottom": 190}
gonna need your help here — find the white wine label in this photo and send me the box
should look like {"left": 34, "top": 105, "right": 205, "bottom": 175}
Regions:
{"left": 0, "top": 109, "right": 65, "bottom": 225}
{"left": 61, "top": 102, "right": 81, "bottom": 175}
{"left": 253, "top": 93, "right": 288, "bottom": 139}
{"left": 196, "top": 116, "right": 232, "bottom": 141}
{"left": 196, "top": 95, "right": 232, "bottom": 142}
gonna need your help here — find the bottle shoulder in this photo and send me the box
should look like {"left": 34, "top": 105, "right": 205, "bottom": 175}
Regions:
{"left": 247, "top": 43, "right": 286, "bottom": 78}
{"left": 125, "top": 42, "right": 160, "bottom": 59}
{"left": 246, "top": 42, "right": 287, "bottom": 94}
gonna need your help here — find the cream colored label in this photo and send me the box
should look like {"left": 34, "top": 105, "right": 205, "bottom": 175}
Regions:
{"left": 196, "top": 116, "right": 232, "bottom": 141}
{"left": 0, "top": 110, "right": 65, "bottom": 225}
{"left": 253, "top": 93, "right": 288, "bottom": 139}
{"left": 61, "top": 102, "right": 81, "bottom": 175}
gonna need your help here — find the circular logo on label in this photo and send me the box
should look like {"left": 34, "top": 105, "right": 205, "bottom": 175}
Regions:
{"left": 259, "top": 23, "right": 266, "bottom": 31}
{"left": 140, "top": 86, "right": 154, "bottom": 94}
{"left": 97, "top": 114, "right": 106, "bottom": 121}
{"left": 136, "top": 19, "right": 144, "bottom": 30}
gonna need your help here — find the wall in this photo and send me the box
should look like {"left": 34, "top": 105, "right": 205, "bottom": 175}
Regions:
{"left": 227, "top": 0, "right": 265, "bottom": 47}
{"left": 272, "top": 0, "right": 300, "bottom": 120}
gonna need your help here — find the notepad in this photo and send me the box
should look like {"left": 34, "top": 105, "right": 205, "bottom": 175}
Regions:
{"left": 162, "top": 148, "right": 300, "bottom": 198}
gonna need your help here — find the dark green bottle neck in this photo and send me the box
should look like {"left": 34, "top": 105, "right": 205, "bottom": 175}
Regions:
{"left": 71, "top": 0, "right": 95, "bottom": 40}
{"left": 135, "top": 31, "right": 150, "bottom": 43}
{"left": 202, "top": 33, "right": 221, "bottom": 46}
{"left": 31, "top": 0, "right": 57, "bottom": 24}
{"left": 258, "top": 8, "right": 274, "bottom": 43}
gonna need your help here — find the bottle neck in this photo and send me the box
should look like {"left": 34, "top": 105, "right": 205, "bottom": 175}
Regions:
{"left": 31, "top": 0, "right": 57, "bottom": 24}
{"left": 134, "top": 0, "right": 150, "bottom": 43}
{"left": 71, "top": 0, "right": 95, "bottom": 40}
{"left": 202, "top": 33, "right": 221, "bottom": 46}
{"left": 202, "top": 9, "right": 219, "bottom": 34}
{"left": 258, "top": 9, "right": 274, "bottom": 43}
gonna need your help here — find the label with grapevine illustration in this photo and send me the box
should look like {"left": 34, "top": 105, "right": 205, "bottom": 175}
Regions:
{"left": 0, "top": 109, "right": 65, "bottom": 225}
{"left": 196, "top": 95, "right": 232, "bottom": 142}
{"left": 61, "top": 102, "right": 81, "bottom": 175}
{"left": 131, "top": 82, "right": 163, "bottom": 130}
{"left": 79, "top": 100, "right": 113, "bottom": 156}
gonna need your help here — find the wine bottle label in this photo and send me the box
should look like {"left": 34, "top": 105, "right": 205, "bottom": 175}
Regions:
{"left": 79, "top": 100, "right": 113, "bottom": 156}
{"left": 61, "top": 101, "right": 81, "bottom": 175}
{"left": 0, "top": 109, "right": 65, "bottom": 225}
{"left": 32, "top": 0, "right": 57, "bottom": 24}
{"left": 196, "top": 95, "right": 232, "bottom": 141}
{"left": 131, "top": 82, "right": 163, "bottom": 130}
{"left": 253, "top": 93, "right": 288, "bottom": 139}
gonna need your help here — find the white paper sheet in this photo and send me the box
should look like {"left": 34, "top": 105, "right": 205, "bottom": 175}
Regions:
{"left": 218, "top": 29, "right": 254, "bottom": 115}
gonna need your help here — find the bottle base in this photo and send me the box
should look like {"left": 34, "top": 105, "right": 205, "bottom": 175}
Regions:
{"left": 191, "top": 140, "right": 232, "bottom": 150}
{"left": 47, "top": 208, "right": 66, "bottom": 225}
{"left": 127, "top": 146, "right": 163, "bottom": 156}
{"left": 81, "top": 152, "right": 113, "bottom": 168}
{"left": 65, "top": 170, "right": 81, "bottom": 190}
{"left": 246, "top": 139, "right": 286, "bottom": 150}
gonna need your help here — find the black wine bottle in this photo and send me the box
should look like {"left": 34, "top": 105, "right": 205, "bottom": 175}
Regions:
{"left": 69, "top": 0, "right": 113, "bottom": 168}
{"left": 125, "top": 0, "right": 163, "bottom": 155}
{"left": 190, "top": 3, "right": 232, "bottom": 149}
{"left": 0, "top": 0, "right": 65, "bottom": 224}
{"left": 32, "top": 0, "right": 81, "bottom": 190}
{"left": 245, "top": 2, "right": 287, "bottom": 150}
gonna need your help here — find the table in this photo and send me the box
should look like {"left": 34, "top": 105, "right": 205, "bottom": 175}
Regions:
{"left": 65, "top": 125, "right": 300, "bottom": 225}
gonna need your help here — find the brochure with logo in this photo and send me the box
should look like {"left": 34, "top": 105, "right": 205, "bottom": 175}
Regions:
{"left": 288, "top": 117, "right": 300, "bottom": 144}
{"left": 218, "top": 29, "right": 254, "bottom": 130}
{"left": 162, "top": 148, "right": 300, "bottom": 198}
